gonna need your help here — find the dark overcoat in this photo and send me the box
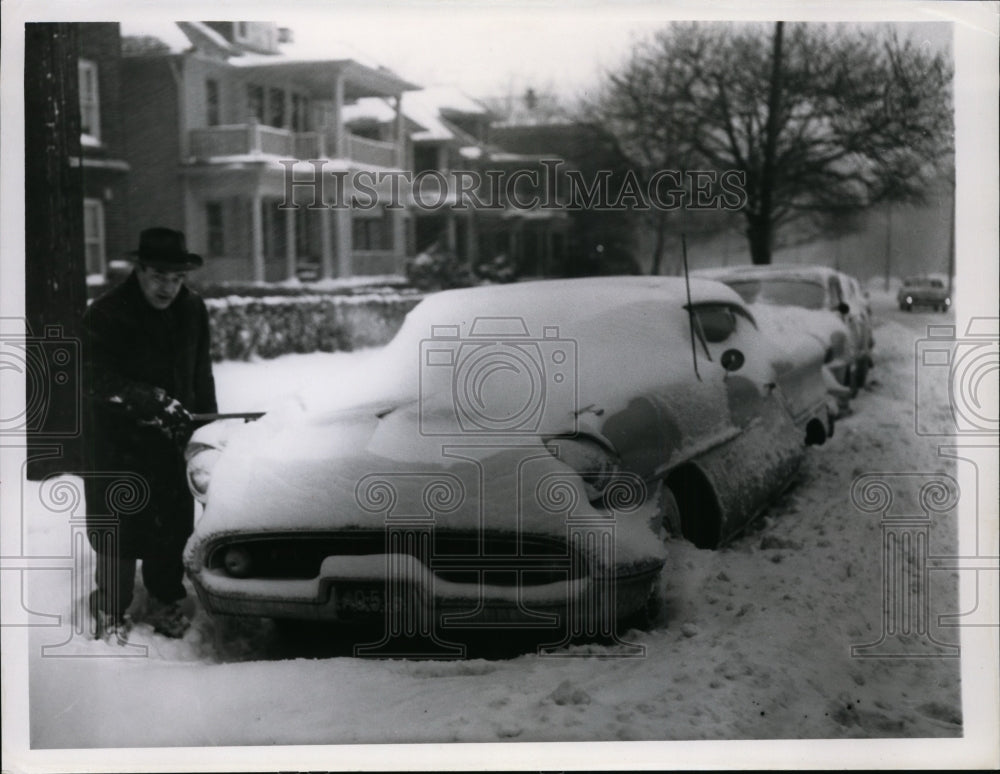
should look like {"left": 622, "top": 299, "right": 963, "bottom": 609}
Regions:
{"left": 82, "top": 272, "right": 217, "bottom": 558}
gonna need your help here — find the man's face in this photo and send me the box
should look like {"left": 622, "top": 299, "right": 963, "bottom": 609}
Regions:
{"left": 136, "top": 264, "right": 188, "bottom": 310}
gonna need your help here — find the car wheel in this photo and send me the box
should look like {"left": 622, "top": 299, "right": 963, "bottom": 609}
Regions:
{"left": 660, "top": 486, "right": 682, "bottom": 539}
{"left": 850, "top": 358, "right": 869, "bottom": 395}
{"left": 841, "top": 363, "right": 861, "bottom": 398}
{"left": 621, "top": 578, "right": 663, "bottom": 632}
{"left": 664, "top": 467, "right": 723, "bottom": 549}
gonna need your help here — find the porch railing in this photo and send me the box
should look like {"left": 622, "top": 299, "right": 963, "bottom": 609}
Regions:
{"left": 189, "top": 124, "right": 400, "bottom": 168}
{"left": 346, "top": 134, "right": 398, "bottom": 168}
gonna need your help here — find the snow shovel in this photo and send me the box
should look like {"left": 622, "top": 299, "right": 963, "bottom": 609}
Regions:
{"left": 190, "top": 412, "right": 266, "bottom": 423}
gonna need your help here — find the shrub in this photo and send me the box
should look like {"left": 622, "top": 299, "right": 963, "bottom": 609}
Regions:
{"left": 405, "top": 248, "right": 475, "bottom": 291}
{"left": 475, "top": 252, "right": 518, "bottom": 284}
{"left": 205, "top": 292, "right": 423, "bottom": 361}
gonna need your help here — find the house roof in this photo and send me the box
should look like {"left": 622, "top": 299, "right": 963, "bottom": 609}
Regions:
{"left": 120, "top": 21, "right": 417, "bottom": 96}
{"left": 343, "top": 87, "right": 491, "bottom": 143}
{"left": 120, "top": 20, "right": 196, "bottom": 53}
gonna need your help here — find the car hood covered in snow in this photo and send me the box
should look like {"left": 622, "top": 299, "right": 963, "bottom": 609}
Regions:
{"left": 186, "top": 277, "right": 804, "bottom": 569}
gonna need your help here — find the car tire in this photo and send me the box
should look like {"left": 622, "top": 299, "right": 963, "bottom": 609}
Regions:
{"left": 621, "top": 578, "right": 663, "bottom": 632}
{"left": 852, "top": 358, "right": 869, "bottom": 395}
{"left": 660, "top": 486, "right": 682, "bottom": 539}
{"left": 664, "top": 467, "right": 723, "bottom": 549}
{"left": 842, "top": 363, "right": 859, "bottom": 398}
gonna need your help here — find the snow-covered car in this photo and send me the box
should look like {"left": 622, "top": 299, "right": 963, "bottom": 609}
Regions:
{"left": 897, "top": 275, "right": 951, "bottom": 312}
{"left": 182, "top": 277, "right": 834, "bottom": 642}
{"left": 696, "top": 264, "right": 875, "bottom": 397}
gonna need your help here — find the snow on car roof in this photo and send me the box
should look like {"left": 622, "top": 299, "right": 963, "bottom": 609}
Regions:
{"left": 694, "top": 264, "right": 839, "bottom": 284}
{"left": 408, "top": 276, "right": 744, "bottom": 323}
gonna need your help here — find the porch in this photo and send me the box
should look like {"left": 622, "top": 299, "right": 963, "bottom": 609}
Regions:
{"left": 184, "top": 168, "right": 407, "bottom": 282}
{"left": 189, "top": 122, "right": 401, "bottom": 168}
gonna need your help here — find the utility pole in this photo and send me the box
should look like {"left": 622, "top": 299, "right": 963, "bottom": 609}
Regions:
{"left": 947, "top": 178, "right": 955, "bottom": 297}
{"left": 884, "top": 205, "right": 892, "bottom": 292}
{"left": 24, "top": 23, "right": 87, "bottom": 478}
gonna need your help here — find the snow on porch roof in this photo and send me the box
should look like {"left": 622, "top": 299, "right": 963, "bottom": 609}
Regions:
{"left": 343, "top": 86, "right": 491, "bottom": 142}
{"left": 120, "top": 20, "right": 198, "bottom": 53}
{"left": 120, "top": 21, "right": 417, "bottom": 92}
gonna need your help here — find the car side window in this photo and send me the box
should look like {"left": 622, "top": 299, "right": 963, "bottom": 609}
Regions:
{"left": 844, "top": 278, "right": 858, "bottom": 302}
{"left": 693, "top": 305, "right": 737, "bottom": 343}
{"left": 828, "top": 277, "right": 844, "bottom": 308}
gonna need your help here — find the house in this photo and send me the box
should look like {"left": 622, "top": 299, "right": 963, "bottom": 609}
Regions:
{"left": 119, "top": 21, "right": 417, "bottom": 283}
{"left": 344, "top": 86, "right": 569, "bottom": 278}
{"left": 77, "top": 23, "right": 132, "bottom": 283}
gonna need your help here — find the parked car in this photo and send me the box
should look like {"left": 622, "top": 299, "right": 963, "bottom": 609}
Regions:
{"left": 696, "top": 264, "right": 875, "bottom": 397}
{"left": 897, "top": 275, "right": 951, "bottom": 312}
{"left": 183, "top": 277, "right": 834, "bottom": 644}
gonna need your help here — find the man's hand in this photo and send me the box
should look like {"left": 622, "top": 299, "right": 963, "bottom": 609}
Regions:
{"left": 137, "top": 395, "right": 194, "bottom": 445}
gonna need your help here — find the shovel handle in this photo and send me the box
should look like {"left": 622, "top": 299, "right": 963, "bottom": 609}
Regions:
{"left": 190, "top": 412, "right": 265, "bottom": 423}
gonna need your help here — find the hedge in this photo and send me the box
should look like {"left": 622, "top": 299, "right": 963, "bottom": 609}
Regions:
{"left": 206, "top": 292, "right": 424, "bottom": 361}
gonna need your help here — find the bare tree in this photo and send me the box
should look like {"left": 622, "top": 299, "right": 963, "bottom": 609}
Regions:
{"left": 596, "top": 22, "right": 953, "bottom": 264}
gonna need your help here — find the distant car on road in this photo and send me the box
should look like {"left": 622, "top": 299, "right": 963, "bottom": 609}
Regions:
{"left": 897, "top": 276, "right": 951, "bottom": 312}
{"left": 183, "top": 277, "right": 835, "bottom": 646}
{"left": 696, "top": 264, "right": 875, "bottom": 398}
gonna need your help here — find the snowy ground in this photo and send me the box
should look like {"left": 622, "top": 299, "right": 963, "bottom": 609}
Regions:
{"left": 14, "top": 292, "right": 989, "bottom": 759}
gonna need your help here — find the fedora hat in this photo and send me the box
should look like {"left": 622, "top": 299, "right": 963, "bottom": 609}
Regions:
{"left": 129, "top": 227, "right": 203, "bottom": 271}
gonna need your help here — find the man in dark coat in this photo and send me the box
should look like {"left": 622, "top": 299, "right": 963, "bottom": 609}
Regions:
{"left": 83, "top": 227, "right": 217, "bottom": 641}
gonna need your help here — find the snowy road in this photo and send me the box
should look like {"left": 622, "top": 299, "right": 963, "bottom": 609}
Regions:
{"left": 21, "top": 292, "right": 974, "bottom": 750}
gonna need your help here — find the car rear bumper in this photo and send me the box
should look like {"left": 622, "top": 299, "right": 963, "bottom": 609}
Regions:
{"left": 188, "top": 552, "right": 662, "bottom": 626}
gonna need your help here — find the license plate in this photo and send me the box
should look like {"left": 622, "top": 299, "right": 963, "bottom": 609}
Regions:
{"left": 336, "top": 586, "right": 385, "bottom": 617}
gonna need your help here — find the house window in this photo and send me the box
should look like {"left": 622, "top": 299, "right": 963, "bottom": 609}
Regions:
{"left": 295, "top": 208, "right": 312, "bottom": 257}
{"left": 83, "top": 199, "right": 106, "bottom": 275}
{"left": 352, "top": 209, "right": 392, "bottom": 251}
{"left": 206, "top": 79, "right": 220, "bottom": 126}
{"left": 206, "top": 202, "right": 224, "bottom": 256}
{"left": 290, "top": 93, "right": 310, "bottom": 132}
{"left": 269, "top": 87, "right": 286, "bottom": 128}
{"left": 247, "top": 84, "right": 265, "bottom": 123}
{"left": 78, "top": 59, "right": 100, "bottom": 142}
{"left": 261, "top": 200, "right": 287, "bottom": 258}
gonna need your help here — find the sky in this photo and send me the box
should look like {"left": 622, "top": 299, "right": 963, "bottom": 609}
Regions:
{"left": 96, "top": 3, "right": 956, "bottom": 103}
{"left": 279, "top": 4, "right": 955, "bottom": 101}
